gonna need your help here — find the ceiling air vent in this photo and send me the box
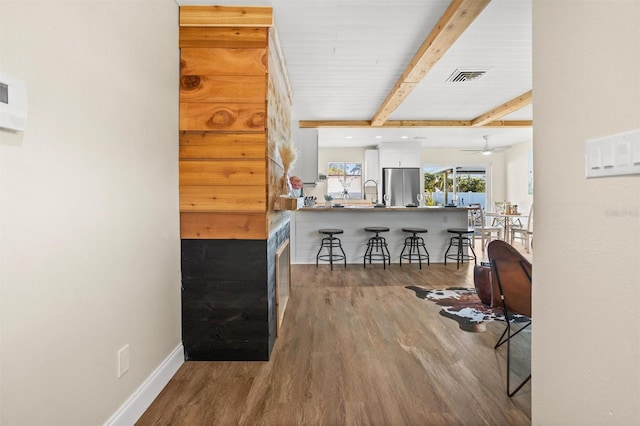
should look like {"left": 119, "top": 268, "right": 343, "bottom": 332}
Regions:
{"left": 446, "top": 68, "right": 488, "bottom": 83}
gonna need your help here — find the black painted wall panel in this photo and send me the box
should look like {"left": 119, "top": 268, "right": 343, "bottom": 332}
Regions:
{"left": 181, "top": 240, "right": 267, "bottom": 281}
{"left": 181, "top": 222, "right": 289, "bottom": 361}
{"left": 182, "top": 280, "right": 267, "bottom": 322}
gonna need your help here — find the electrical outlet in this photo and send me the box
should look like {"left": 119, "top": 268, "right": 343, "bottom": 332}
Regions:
{"left": 117, "top": 344, "right": 130, "bottom": 378}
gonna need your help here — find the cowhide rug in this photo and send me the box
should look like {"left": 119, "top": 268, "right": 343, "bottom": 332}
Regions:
{"left": 406, "top": 286, "right": 529, "bottom": 332}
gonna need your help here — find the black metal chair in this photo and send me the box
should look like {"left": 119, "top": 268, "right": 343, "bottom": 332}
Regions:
{"left": 363, "top": 227, "right": 391, "bottom": 269}
{"left": 399, "top": 228, "right": 430, "bottom": 269}
{"left": 316, "top": 228, "right": 346, "bottom": 270}
{"left": 487, "top": 240, "right": 532, "bottom": 397}
{"left": 444, "top": 228, "right": 476, "bottom": 269}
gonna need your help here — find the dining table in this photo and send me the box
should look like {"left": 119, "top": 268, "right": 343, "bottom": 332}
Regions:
{"left": 485, "top": 212, "right": 528, "bottom": 242}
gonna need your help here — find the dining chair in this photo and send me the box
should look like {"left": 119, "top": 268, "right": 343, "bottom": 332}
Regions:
{"left": 510, "top": 204, "right": 534, "bottom": 253}
{"left": 490, "top": 201, "right": 507, "bottom": 227}
{"left": 487, "top": 240, "right": 532, "bottom": 397}
{"left": 468, "top": 205, "right": 502, "bottom": 251}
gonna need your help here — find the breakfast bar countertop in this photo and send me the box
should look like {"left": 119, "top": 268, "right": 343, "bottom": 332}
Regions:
{"left": 291, "top": 206, "right": 470, "bottom": 264}
{"left": 299, "top": 205, "right": 469, "bottom": 212}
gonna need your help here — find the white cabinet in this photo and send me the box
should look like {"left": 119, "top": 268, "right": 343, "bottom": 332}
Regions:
{"left": 379, "top": 149, "right": 404, "bottom": 168}
{"left": 294, "top": 128, "right": 318, "bottom": 184}
{"left": 378, "top": 142, "right": 421, "bottom": 168}
{"left": 364, "top": 149, "right": 379, "bottom": 182}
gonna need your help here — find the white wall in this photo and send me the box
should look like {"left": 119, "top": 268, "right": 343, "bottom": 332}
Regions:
{"left": 305, "top": 147, "right": 367, "bottom": 200}
{"left": 533, "top": 1, "right": 640, "bottom": 424}
{"left": 0, "top": 1, "right": 181, "bottom": 424}
{"left": 504, "top": 139, "right": 533, "bottom": 214}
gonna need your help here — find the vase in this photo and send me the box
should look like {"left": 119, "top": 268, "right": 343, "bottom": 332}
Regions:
{"left": 280, "top": 174, "right": 292, "bottom": 197}
{"left": 292, "top": 188, "right": 301, "bottom": 198}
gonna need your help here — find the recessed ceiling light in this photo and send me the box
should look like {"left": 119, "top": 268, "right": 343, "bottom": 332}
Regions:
{"left": 400, "top": 136, "right": 408, "bottom": 139}
{"left": 375, "top": 136, "right": 382, "bottom": 139}
{"left": 346, "top": 136, "right": 352, "bottom": 139}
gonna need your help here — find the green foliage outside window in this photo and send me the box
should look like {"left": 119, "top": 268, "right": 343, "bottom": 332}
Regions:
{"left": 423, "top": 173, "right": 451, "bottom": 192}
{"left": 422, "top": 172, "right": 486, "bottom": 206}
{"left": 423, "top": 173, "right": 485, "bottom": 192}
{"left": 457, "top": 175, "right": 486, "bottom": 192}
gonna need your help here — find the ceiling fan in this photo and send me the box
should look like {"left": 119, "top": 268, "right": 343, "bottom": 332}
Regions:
{"left": 462, "top": 135, "right": 511, "bottom": 155}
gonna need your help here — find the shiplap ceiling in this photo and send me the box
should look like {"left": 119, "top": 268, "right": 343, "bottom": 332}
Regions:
{"left": 178, "top": 0, "right": 532, "bottom": 149}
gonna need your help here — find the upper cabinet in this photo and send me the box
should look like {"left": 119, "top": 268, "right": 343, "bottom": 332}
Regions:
{"left": 364, "top": 149, "right": 379, "bottom": 182}
{"left": 378, "top": 142, "right": 421, "bottom": 168}
{"left": 294, "top": 128, "right": 318, "bottom": 184}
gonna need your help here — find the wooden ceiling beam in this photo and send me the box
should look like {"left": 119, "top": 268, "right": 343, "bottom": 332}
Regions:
{"left": 370, "top": 0, "right": 491, "bottom": 127}
{"left": 180, "top": 6, "right": 273, "bottom": 27}
{"left": 471, "top": 90, "right": 533, "bottom": 127}
{"left": 299, "top": 120, "right": 532, "bottom": 128}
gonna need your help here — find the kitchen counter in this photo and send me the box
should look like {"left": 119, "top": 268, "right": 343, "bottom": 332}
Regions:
{"left": 300, "top": 205, "right": 469, "bottom": 212}
{"left": 291, "top": 206, "right": 470, "bottom": 264}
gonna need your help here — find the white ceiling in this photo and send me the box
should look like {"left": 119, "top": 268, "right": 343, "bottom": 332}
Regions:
{"left": 178, "top": 0, "right": 533, "bottom": 149}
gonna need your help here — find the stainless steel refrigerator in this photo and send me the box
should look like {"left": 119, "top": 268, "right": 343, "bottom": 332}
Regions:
{"left": 382, "top": 168, "right": 421, "bottom": 206}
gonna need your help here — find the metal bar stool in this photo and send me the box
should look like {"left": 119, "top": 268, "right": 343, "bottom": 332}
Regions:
{"left": 363, "top": 227, "right": 391, "bottom": 269}
{"left": 399, "top": 227, "right": 430, "bottom": 269}
{"left": 444, "top": 228, "right": 477, "bottom": 269}
{"left": 316, "top": 228, "right": 346, "bottom": 270}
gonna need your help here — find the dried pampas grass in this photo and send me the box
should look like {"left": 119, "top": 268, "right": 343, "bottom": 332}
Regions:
{"left": 278, "top": 139, "right": 298, "bottom": 174}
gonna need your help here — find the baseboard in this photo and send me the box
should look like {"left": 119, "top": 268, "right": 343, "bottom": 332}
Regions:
{"left": 104, "top": 343, "right": 184, "bottom": 426}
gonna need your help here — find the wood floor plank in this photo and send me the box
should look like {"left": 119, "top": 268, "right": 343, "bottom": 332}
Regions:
{"left": 138, "top": 242, "right": 532, "bottom": 425}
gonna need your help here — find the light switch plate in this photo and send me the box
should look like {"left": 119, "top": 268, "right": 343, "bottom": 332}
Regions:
{"left": 585, "top": 129, "right": 640, "bottom": 178}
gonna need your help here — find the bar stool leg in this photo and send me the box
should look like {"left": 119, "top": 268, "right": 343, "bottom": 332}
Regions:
{"left": 467, "top": 237, "right": 477, "bottom": 265}
{"left": 412, "top": 236, "right": 422, "bottom": 269}
{"left": 456, "top": 236, "right": 463, "bottom": 269}
{"left": 418, "top": 236, "right": 430, "bottom": 266}
{"left": 364, "top": 231, "right": 389, "bottom": 269}
{"left": 338, "top": 238, "right": 347, "bottom": 268}
{"left": 382, "top": 237, "right": 389, "bottom": 269}
{"left": 315, "top": 239, "right": 323, "bottom": 267}
{"left": 329, "top": 236, "right": 334, "bottom": 270}
{"left": 444, "top": 237, "right": 455, "bottom": 266}
{"left": 444, "top": 230, "right": 475, "bottom": 268}
{"left": 383, "top": 239, "right": 391, "bottom": 269}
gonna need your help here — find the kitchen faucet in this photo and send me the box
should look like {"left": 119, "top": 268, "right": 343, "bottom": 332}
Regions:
{"left": 363, "top": 179, "right": 378, "bottom": 203}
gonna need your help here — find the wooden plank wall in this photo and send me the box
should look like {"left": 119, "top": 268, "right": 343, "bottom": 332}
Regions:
{"left": 266, "top": 26, "right": 293, "bottom": 230}
{"left": 178, "top": 6, "right": 292, "bottom": 240}
{"left": 179, "top": 12, "right": 265, "bottom": 240}
{"left": 178, "top": 6, "right": 292, "bottom": 362}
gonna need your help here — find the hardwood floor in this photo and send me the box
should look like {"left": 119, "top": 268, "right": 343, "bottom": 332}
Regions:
{"left": 138, "top": 241, "right": 532, "bottom": 426}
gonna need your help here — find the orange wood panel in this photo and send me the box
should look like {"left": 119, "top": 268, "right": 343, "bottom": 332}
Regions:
{"left": 179, "top": 27, "right": 268, "bottom": 48}
{"left": 180, "top": 185, "right": 266, "bottom": 212}
{"left": 180, "top": 75, "right": 266, "bottom": 103}
{"left": 180, "top": 6, "right": 272, "bottom": 28}
{"left": 180, "top": 103, "right": 265, "bottom": 132}
{"left": 179, "top": 160, "right": 265, "bottom": 186}
{"left": 180, "top": 132, "right": 266, "bottom": 160}
{"left": 180, "top": 212, "right": 267, "bottom": 240}
{"left": 180, "top": 48, "right": 267, "bottom": 76}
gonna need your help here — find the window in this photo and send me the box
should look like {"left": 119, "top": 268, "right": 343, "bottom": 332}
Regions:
{"left": 327, "top": 162, "right": 362, "bottom": 199}
{"left": 423, "top": 165, "right": 487, "bottom": 208}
